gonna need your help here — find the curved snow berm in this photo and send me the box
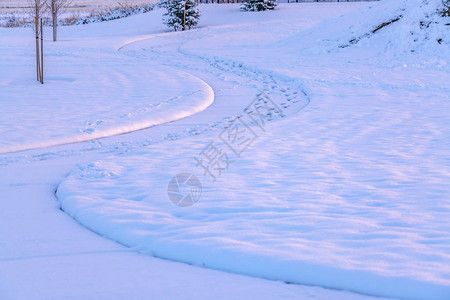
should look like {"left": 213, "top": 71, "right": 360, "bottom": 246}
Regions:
{"left": 56, "top": 112, "right": 450, "bottom": 300}
{"left": 0, "top": 67, "right": 213, "bottom": 154}
{"left": 0, "top": 27, "right": 214, "bottom": 154}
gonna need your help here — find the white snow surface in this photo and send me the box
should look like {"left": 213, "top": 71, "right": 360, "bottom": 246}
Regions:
{"left": 1, "top": 1, "right": 450, "bottom": 300}
{"left": 0, "top": 18, "right": 214, "bottom": 154}
{"left": 53, "top": 1, "right": 450, "bottom": 300}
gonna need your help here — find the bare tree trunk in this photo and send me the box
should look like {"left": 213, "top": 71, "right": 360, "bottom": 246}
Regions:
{"left": 52, "top": 1, "right": 57, "bottom": 41}
{"left": 40, "top": 18, "right": 44, "bottom": 84}
{"left": 47, "top": 0, "right": 72, "bottom": 42}
{"left": 35, "top": 17, "right": 41, "bottom": 82}
{"left": 183, "top": 2, "right": 186, "bottom": 31}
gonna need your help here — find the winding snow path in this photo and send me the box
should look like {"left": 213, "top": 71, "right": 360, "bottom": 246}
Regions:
{"left": 0, "top": 28, "right": 214, "bottom": 154}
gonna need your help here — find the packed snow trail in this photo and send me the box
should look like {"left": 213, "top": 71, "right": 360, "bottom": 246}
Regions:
{"left": 118, "top": 25, "right": 311, "bottom": 136}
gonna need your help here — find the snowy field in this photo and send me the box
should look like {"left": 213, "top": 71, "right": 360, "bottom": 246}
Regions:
{"left": 1, "top": 1, "right": 449, "bottom": 300}
{"left": 0, "top": 0, "right": 155, "bottom": 13}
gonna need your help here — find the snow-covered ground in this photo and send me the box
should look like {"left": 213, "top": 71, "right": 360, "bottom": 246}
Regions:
{"left": 0, "top": 0, "right": 155, "bottom": 13}
{"left": 1, "top": 1, "right": 449, "bottom": 300}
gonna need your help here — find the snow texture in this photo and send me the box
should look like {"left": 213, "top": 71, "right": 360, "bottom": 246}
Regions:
{"left": 51, "top": 1, "right": 450, "bottom": 300}
{"left": 1, "top": 1, "right": 449, "bottom": 299}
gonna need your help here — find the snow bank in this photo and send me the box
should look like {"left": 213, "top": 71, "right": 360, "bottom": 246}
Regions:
{"left": 0, "top": 67, "right": 214, "bottom": 154}
{"left": 0, "top": 25, "right": 214, "bottom": 154}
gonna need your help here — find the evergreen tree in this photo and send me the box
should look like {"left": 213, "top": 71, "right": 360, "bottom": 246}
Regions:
{"left": 443, "top": 0, "right": 450, "bottom": 15}
{"left": 161, "top": 0, "right": 200, "bottom": 31}
{"left": 241, "top": 0, "right": 277, "bottom": 12}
